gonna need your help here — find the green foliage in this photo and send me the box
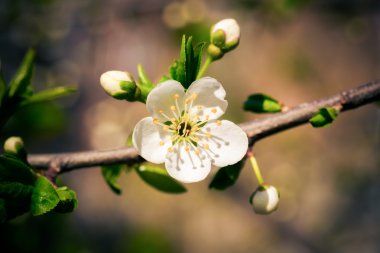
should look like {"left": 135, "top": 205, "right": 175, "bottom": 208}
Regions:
{"left": 309, "top": 107, "right": 338, "bottom": 128}
{"left": 31, "top": 176, "right": 60, "bottom": 216}
{"left": 0, "top": 181, "right": 34, "bottom": 199}
{"left": 209, "top": 160, "right": 246, "bottom": 190}
{"left": 20, "top": 86, "right": 76, "bottom": 106}
{"left": 8, "top": 49, "right": 36, "bottom": 98}
{"left": 101, "top": 164, "right": 125, "bottom": 195}
{"left": 137, "top": 64, "right": 154, "bottom": 88}
{"left": 0, "top": 155, "right": 36, "bottom": 185}
{"left": 54, "top": 186, "right": 78, "bottom": 213}
{"left": 244, "top": 93, "right": 282, "bottom": 113}
{"left": 136, "top": 164, "right": 187, "bottom": 193}
{"left": 169, "top": 35, "right": 206, "bottom": 89}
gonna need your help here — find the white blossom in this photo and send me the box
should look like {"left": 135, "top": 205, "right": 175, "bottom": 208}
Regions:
{"left": 132, "top": 77, "right": 248, "bottom": 183}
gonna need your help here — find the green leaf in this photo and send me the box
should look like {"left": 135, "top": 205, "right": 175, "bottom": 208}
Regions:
{"left": 136, "top": 164, "right": 187, "bottom": 193}
{"left": 0, "top": 181, "right": 34, "bottom": 199}
{"left": 309, "top": 107, "right": 338, "bottom": 128}
{"left": 0, "top": 156, "right": 36, "bottom": 185}
{"left": 169, "top": 35, "right": 206, "bottom": 89}
{"left": 244, "top": 93, "right": 282, "bottom": 113}
{"left": 20, "top": 86, "right": 76, "bottom": 107}
{"left": 54, "top": 186, "right": 78, "bottom": 213}
{"left": 31, "top": 176, "right": 60, "bottom": 216}
{"left": 8, "top": 49, "right": 36, "bottom": 98}
{"left": 209, "top": 159, "right": 246, "bottom": 190}
{"left": 0, "top": 199, "right": 6, "bottom": 222}
{"left": 0, "top": 61, "right": 6, "bottom": 105}
{"left": 101, "top": 164, "right": 124, "bottom": 195}
{"left": 137, "top": 64, "right": 154, "bottom": 88}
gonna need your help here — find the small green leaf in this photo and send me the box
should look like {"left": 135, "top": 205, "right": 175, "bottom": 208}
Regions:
{"left": 0, "top": 182, "right": 34, "bottom": 199}
{"left": 31, "top": 176, "right": 60, "bottom": 216}
{"left": 8, "top": 49, "right": 36, "bottom": 98}
{"left": 0, "top": 156, "right": 36, "bottom": 185}
{"left": 309, "top": 107, "right": 338, "bottom": 128}
{"left": 101, "top": 164, "right": 124, "bottom": 195}
{"left": 54, "top": 186, "right": 78, "bottom": 213}
{"left": 244, "top": 93, "right": 282, "bottom": 113}
{"left": 137, "top": 64, "right": 154, "bottom": 88}
{"left": 136, "top": 164, "right": 187, "bottom": 193}
{"left": 20, "top": 86, "right": 76, "bottom": 107}
{"left": 169, "top": 35, "right": 206, "bottom": 89}
{"left": 0, "top": 61, "right": 6, "bottom": 105}
{"left": 209, "top": 159, "right": 246, "bottom": 190}
{"left": 0, "top": 199, "right": 6, "bottom": 222}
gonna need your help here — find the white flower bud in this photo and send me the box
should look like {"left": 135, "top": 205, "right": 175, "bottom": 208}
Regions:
{"left": 4, "top": 136, "right": 25, "bottom": 156}
{"left": 250, "top": 185, "right": 280, "bottom": 215}
{"left": 100, "top": 70, "right": 139, "bottom": 100}
{"left": 211, "top": 18, "right": 240, "bottom": 52}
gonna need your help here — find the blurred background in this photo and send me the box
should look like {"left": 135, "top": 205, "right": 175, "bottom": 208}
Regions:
{"left": 0, "top": 0, "right": 380, "bottom": 252}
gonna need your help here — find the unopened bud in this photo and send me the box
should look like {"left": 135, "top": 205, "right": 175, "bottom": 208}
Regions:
{"left": 211, "top": 19, "right": 240, "bottom": 52}
{"left": 207, "top": 44, "right": 224, "bottom": 60}
{"left": 4, "top": 136, "right": 26, "bottom": 157}
{"left": 100, "top": 70, "right": 140, "bottom": 101}
{"left": 250, "top": 185, "right": 280, "bottom": 215}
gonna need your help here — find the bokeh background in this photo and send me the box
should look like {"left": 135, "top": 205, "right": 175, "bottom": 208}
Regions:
{"left": 1, "top": 0, "right": 380, "bottom": 252}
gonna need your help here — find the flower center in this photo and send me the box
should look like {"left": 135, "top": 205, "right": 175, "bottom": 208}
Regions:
{"left": 177, "top": 122, "right": 192, "bottom": 137}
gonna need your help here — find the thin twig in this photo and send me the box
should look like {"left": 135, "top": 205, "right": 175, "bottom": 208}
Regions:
{"left": 28, "top": 80, "right": 380, "bottom": 174}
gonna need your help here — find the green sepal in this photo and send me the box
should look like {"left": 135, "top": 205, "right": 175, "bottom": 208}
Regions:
{"left": 31, "top": 176, "right": 60, "bottom": 216}
{"left": 209, "top": 159, "right": 246, "bottom": 190}
{"left": 53, "top": 186, "right": 78, "bottom": 213}
{"left": 169, "top": 35, "right": 206, "bottom": 89}
{"left": 101, "top": 164, "right": 125, "bottom": 195}
{"left": 20, "top": 86, "right": 76, "bottom": 107}
{"left": 244, "top": 93, "right": 282, "bottom": 113}
{"left": 309, "top": 107, "right": 338, "bottom": 128}
{"left": 136, "top": 164, "right": 187, "bottom": 194}
{"left": 8, "top": 49, "right": 36, "bottom": 98}
{"left": 0, "top": 155, "right": 36, "bottom": 185}
{"left": 0, "top": 181, "right": 34, "bottom": 199}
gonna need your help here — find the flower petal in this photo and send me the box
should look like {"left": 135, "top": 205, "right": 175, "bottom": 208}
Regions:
{"left": 146, "top": 80, "right": 185, "bottom": 123}
{"left": 132, "top": 117, "right": 172, "bottom": 164}
{"left": 199, "top": 120, "right": 248, "bottom": 167}
{"left": 165, "top": 142, "right": 211, "bottom": 183}
{"left": 185, "top": 77, "right": 228, "bottom": 121}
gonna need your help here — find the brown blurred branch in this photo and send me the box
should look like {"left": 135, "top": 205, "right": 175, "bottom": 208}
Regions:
{"left": 28, "top": 80, "right": 380, "bottom": 176}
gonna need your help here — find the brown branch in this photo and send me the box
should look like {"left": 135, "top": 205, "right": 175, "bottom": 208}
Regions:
{"left": 28, "top": 80, "right": 380, "bottom": 175}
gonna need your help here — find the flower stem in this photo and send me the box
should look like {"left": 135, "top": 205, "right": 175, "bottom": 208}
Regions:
{"left": 248, "top": 151, "right": 264, "bottom": 185}
{"left": 196, "top": 56, "right": 212, "bottom": 79}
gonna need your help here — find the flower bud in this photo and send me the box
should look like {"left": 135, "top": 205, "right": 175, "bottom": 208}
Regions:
{"left": 4, "top": 136, "right": 26, "bottom": 157}
{"left": 211, "top": 19, "right": 240, "bottom": 52}
{"left": 100, "top": 70, "right": 140, "bottom": 101}
{"left": 207, "top": 44, "right": 224, "bottom": 60}
{"left": 250, "top": 185, "right": 280, "bottom": 215}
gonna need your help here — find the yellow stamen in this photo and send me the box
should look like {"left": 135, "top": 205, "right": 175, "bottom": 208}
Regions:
{"left": 217, "top": 120, "right": 222, "bottom": 126}
{"left": 206, "top": 132, "right": 212, "bottom": 138}
{"left": 168, "top": 147, "right": 173, "bottom": 152}
{"left": 170, "top": 106, "right": 176, "bottom": 111}
{"left": 203, "top": 143, "right": 209, "bottom": 150}
{"left": 153, "top": 118, "right": 159, "bottom": 124}
{"left": 185, "top": 146, "right": 190, "bottom": 152}
{"left": 159, "top": 141, "right": 164, "bottom": 146}
{"left": 211, "top": 108, "right": 217, "bottom": 113}
{"left": 174, "top": 94, "right": 179, "bottom": 99}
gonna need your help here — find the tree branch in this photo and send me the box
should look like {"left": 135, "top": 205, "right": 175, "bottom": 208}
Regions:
{"left": 28, "top": 80, "right": 380, "bottom": 174}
